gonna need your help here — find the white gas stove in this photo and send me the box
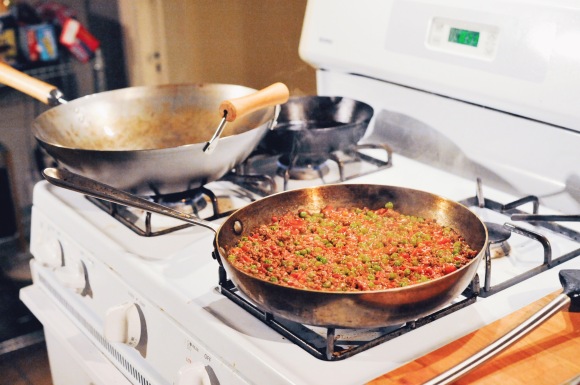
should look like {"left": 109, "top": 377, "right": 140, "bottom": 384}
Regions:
{"left": 20, "top": 1, "right": 580, "bottom": 384}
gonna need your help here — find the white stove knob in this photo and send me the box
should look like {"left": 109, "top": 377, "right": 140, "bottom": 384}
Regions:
{"left": 54, "top": 259, "right": 86, "bottom": 293}
{"left": 36, "top": 237, "right": 63, "bottom": 268}
{"left": 175, "top": 362, "right": 212, "bottom": 385}
{"left": 105, "top": 303, "right": 144, "bottom": 348}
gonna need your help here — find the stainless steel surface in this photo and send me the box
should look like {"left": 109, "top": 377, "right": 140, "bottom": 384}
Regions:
{"left": 0, "top": 62, "right": 278, "bottom": 195}
{"left": 33, "top": 83, "right": 276, "bottom": 195}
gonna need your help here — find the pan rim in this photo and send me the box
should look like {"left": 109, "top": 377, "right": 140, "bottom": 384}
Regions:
{"left": 275, "top": 95, "right": 375, "bottom": 132}
{"left": 34, "top": 118, "right": 273, "bottom": 153}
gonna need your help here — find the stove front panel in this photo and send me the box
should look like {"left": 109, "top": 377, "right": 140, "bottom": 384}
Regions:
{"left": 28, "top": 204, "right": 252, "bottom": 385}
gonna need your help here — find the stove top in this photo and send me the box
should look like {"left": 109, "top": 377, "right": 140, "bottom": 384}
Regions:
{"left": 27, "top": 150, "right": 580, "bottom": 385}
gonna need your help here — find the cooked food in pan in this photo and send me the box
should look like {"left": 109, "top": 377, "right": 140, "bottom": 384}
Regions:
{"left": 227, "top": 202, "right": 478, "bottom": 292}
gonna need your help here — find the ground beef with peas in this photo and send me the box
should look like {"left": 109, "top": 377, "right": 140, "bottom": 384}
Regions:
{"left": 226, "top": 202, "right": 478, "bottom": 292}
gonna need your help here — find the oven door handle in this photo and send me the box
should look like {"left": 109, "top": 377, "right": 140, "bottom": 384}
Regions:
{"left": 511, "top": 214, "right": 580, "bottom": 222}
{"left": 422, "top": 269, "right": 580, "bottom": 385}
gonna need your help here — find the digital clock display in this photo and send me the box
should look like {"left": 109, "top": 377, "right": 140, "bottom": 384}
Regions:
{"left": 448, "top": 28, "right": 480, "bottom": 47}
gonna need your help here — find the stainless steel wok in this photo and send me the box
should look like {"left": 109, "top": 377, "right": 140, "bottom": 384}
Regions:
{"left": 43, "top": 167, "right": 488, "bottom": 329}
{"left": 0, "top": 62, "right": 288, "bottom": 195}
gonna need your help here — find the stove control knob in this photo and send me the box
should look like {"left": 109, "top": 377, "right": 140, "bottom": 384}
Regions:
{"left": 175, "top": 362, "right": 212, "bottom": 385}
{"left": 54, "top": 259, "right": 86, "bottom": 294}
{"left": 36, "top": 237, "right": 63, "bottom": 268}
{"left": 104, "top": 303, "right": 144, "bottom": 348}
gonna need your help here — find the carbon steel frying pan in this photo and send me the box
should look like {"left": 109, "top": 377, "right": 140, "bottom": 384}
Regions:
{"left": 0, "top": 62, "right": 288, "bottom": 195}
{"left": 258, "top": 96, "right": 374, "bottom": 159}
{"left": 43, "top": 167, "right": 488, "bottom": 329}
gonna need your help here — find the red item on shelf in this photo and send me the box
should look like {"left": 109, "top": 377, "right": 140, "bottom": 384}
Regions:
{"left": 59, "top": 18, "right": 100, "bottom": 63}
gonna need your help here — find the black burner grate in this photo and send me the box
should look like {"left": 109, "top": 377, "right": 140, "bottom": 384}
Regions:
{"left": 460, "top": 183, "right": 580, "bottom": 297}
{"left": 215, "top": 264, "right": 480, "bottom": 361}
{"left": 240, "top": 143, "right": 393, "bottom": 192}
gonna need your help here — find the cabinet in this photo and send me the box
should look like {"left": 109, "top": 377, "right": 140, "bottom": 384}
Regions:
{"left": 117, "top": 0, "right": 316, "bottom": 94}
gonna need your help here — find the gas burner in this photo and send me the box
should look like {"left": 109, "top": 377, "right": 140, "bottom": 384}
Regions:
{"left": 241, "top": 142, "right": 393, "bottom": 191}
{"left": 154, "top": 190, "right": 208, "bottom": 214}
{"left": 485, "top": 221, "right": 512, "bottom": 258}
{"left": 462, "top": 178, "right": 580, "bottom": 297}
{"left": 276, "top": 154, "right": 331, "bottom": 180}
{"left": 83, "top": 172, "right": 279, "bottom": 237}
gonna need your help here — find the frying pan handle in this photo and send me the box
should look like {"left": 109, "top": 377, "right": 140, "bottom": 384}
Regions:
{"left": 0, "top": 61, "right": 65, "bottom": 106}
{"left": 219, "top": 82, "right": 290, "bottom": 121}
{"left": 41, "top": 167, "right": 220, "bottom": 234}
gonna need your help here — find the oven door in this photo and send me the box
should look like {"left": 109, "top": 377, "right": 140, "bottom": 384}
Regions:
{"left": 20, "top": 285, "right": 132, "bottom": 385}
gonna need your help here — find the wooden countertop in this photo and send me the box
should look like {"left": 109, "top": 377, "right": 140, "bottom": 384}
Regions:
{"left": 367, "top": 291, "right": 580, "bottom": 385}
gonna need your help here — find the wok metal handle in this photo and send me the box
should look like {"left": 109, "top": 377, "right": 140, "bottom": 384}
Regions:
{"left": 0, "top": 61, "right": 67, "bottom": 105}
{"left": 204, "top": 82, "right": 289, "bottom": 153}
{"left": 41, "top": 168, "right": 220, "bottom": 233}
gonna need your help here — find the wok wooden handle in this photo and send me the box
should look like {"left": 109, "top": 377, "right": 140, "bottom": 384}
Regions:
{"left": 219, "top": 82, "right": 289, "bottom": 122}
{"left": 0, "top": 61, "right": 62, "bottom": 105}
